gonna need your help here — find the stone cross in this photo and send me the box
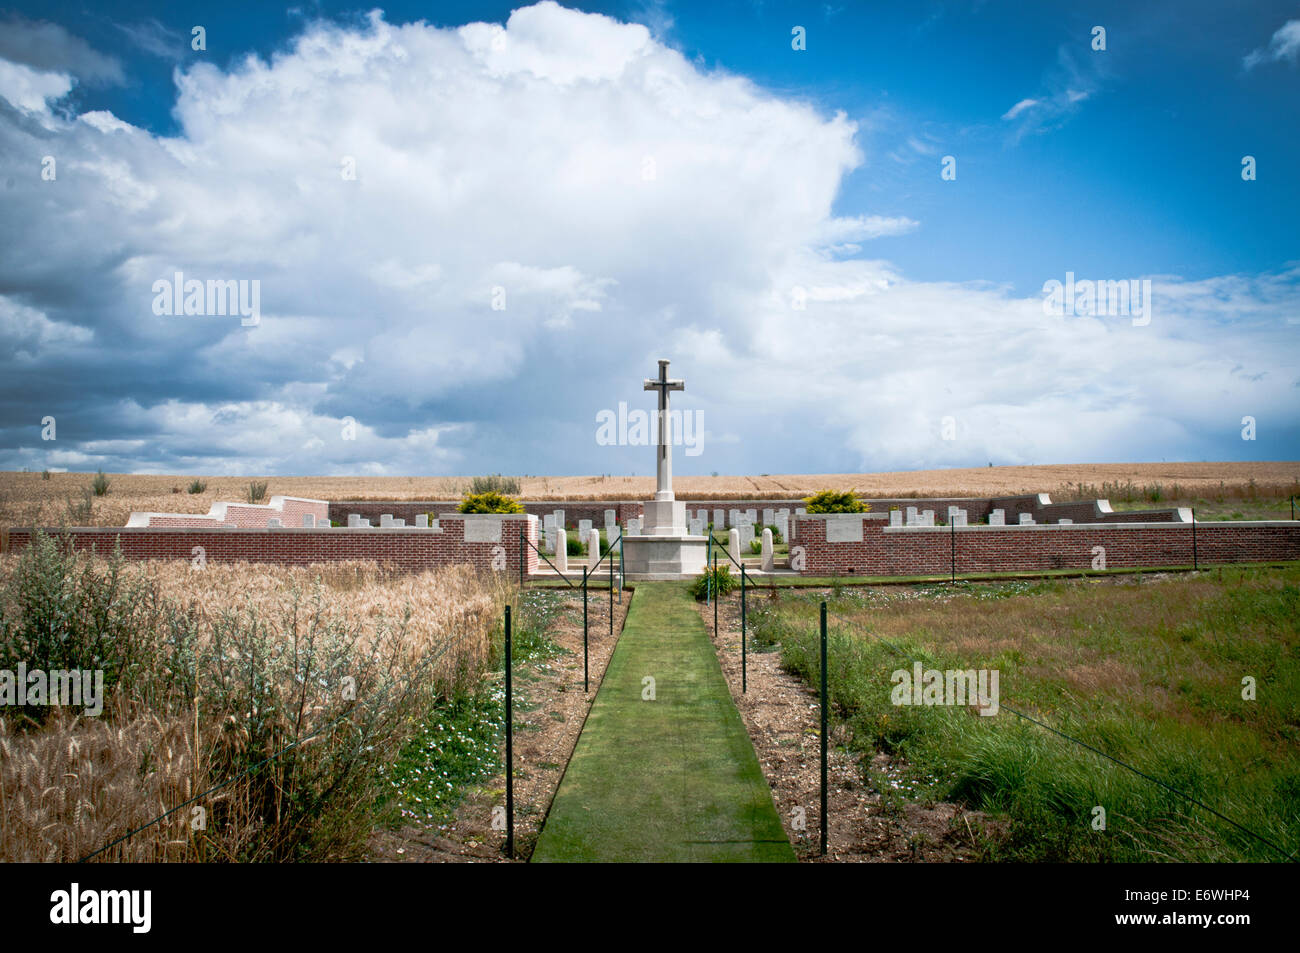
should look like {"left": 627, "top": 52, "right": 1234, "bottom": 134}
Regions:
{"left": 644, "top": 358, "right": 684, "bottom": 502}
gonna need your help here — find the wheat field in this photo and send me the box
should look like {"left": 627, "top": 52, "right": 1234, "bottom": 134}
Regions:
{"left": 0, "top": 551, "right": 512, "bottom": 862}
{"left": 1, "top": 463, "right": 1296, "bottom": 527}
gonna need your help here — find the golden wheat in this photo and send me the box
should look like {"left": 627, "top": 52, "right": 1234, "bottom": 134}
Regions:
{"left": 0, "top": 556, "right": 511, "bottom": 862}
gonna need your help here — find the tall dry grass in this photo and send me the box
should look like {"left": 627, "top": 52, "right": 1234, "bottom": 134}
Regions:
{"left": 0, "top": 537, "right": 513, "bottom": 862}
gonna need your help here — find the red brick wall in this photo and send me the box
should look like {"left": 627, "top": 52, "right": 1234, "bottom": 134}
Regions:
{"left": 791, "top": 517, "right": 1300, "bottom": 575}
{"left": 140, "top": 516, "right": 224, "bottom": 528}
{"left": 4, "top": 517, "right": 539, "bottom": 577}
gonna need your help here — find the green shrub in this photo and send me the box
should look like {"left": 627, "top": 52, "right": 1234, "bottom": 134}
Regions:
{"left": 567, "top": 535, "right": 587, "bottom": 557}
{"left": 749, "top": 539, "right": 762, "bottom": 555}
{"left": 458, "top": 491, "right": 523, "bottom": 514}
{"left": 468, "top": 474, "right": 521, "bottom": 495}
{"left": 41, "top": 469, "right": 50, "bottom": 481}
{"left": 803, "top": 489, "right": 869, "bottom": 513}
{"left": 0, "top": 532, "right": 160, "bottom": 724}
{"left": 247, "top": 480, "right": 268, "bottom": 503}
{"left": 691, "top": 565, "right": 736, "bottom": 601}
{"left": 187, "top": 479, "right": 207, "bottom": 494}
{"left": 90, "top": 470, "right": 111, "bottom": 497}
{"left": 66, "top": 488, "right": 94, "bottom": 524}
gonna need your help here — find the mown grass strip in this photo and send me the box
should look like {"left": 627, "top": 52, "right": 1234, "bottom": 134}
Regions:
{"left": 532, "top": 582, "right": 793, "bottom": 862}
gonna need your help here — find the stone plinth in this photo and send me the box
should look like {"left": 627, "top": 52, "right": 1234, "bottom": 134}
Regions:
{"left": 620, "top": 532, "right": 709, "bottom": 578}
{"left": 641, "top": 499, "right": 688, "bottom": 536}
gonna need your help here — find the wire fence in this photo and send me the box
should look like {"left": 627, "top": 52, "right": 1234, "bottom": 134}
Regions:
{"left": 718, "top": 582, "right": 1293, "bottom": 861}
{"left": 820, "top": 603, "right": 1294, "bottom": 861}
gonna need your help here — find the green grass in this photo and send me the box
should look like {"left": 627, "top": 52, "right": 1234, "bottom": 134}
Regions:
{"left": 532, "top": 582, "right": 794, "bottom": 862}
{"left": 749, "top": 566, "right": 1300, "bottom": 862}
{"left": 1110, "top": 498, "right": 1295, "bottom": 522}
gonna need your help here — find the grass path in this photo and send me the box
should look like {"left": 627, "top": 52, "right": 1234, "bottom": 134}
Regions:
{"left": 532, "top": 582, "right": 794, "bottom": 863}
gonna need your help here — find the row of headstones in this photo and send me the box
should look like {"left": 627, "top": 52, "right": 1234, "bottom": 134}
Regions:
{"left": 691, "top": 507, "right": 805, "bottom": 540}
{"left": 721, "top": 526, "right": 777, "bottom": 570}
{"left": 543, "top": 510, "right": 617, "bottom": 555}
{"left": 888, "top": 507, "right": 1054, "bottom": 527}
{"left": 339, "top": 514, "right": 439, "bottom": 529}
{"left": 539, "top": 522, "right": 605, "bottom": 574}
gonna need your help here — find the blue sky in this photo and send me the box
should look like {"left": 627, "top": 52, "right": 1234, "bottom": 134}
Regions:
{"left": 0, "top": 1, "right": 1297, "bottom": 476}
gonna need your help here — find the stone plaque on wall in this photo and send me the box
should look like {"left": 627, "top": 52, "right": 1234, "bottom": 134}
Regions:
{"left": 464, "top": 518, "right": 503, "bottom": 543}
{"left": 826, "top": 514, "right": 864, "bottom": 543}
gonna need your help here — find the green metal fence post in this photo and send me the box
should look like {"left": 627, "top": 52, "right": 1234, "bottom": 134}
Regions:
{"left": 820, "top": 600, "right": 828, "bottom": 857}
{"left": 505, "top": 604, "right": 514, "bottom": 859}
{"left": 582, "top": 566, "right": 589, "bottom": 693}
{"left": 741, "top": 564, "right": 747, "bottom": 694}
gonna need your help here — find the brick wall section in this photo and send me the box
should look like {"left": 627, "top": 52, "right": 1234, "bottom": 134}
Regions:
{"left": 4, "top": 516, "right": 540, "bottom": 577}
{"left": 328, "top": 493, "right": 1189, "bottom": 529}
{"left": 139, "top": 516, "right": 224, "bottom": 528}
{"left": 129, "top": 496, "right": 331, "bottom": 529}
{"left": 792, "top": 516, "right": 1300, "bottom": 575}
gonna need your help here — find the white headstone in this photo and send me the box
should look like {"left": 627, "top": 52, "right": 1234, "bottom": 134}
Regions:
{"left": 729, "top": 528, "right": 741, "bottom": 561}
{"left": 1059, "top": 518, "right": 1072, "bottom": 525}
{"left": 544, "top": 514, "right": 556, "bottom": 530}
{"left": 267, "top": 518, "right": 282, "bottom": 528}
{"left": 761, "top": 528, "right": 774, "bottom": 572}
{"left": 746, "top": 508, "right": 757, "bottom": 523}
{"left": 762, "top": 508, "right": 775, "bottom": 526}
{"left": 604, "top": 509, "right": 616, "bottom": 527}
{"left": 906, "top": 506, "right": 919, "bottom": 524}
{"left": 729, "top": 509, "right": 740, "bottom": 526}
{"left": 393, "top": 518, "right": 405, "bottom": 527}
{"left": 608, "top": 523, "right": 621, "bottom": 544}
{"left": 302, "top": 514, "right": 315, "bottom": 527}
{"left": 953, "top": 512, "right": 968, "bottom": 527}
{"left": 714, "top": 508, "right": 725, "bottom": 528}
{"left": 579, "top": 519, "right": 592, "bottom": 537}
{"left": 553, "top": 510, "right": 564, "bottom": 531}
{"left": 1019, "top": 513, "right": 1034, "bottom": 525}
{"left": 775, "top": 514, "right": 789, "bottom": 540}
{"left": 588, "top": 528, "right": 601, "bottom": 571}
{"left": 348, "top": 514, "right": 360, "bottom": 528}
{"left": 890, "top": 510, "right": 903, "bottom": 527}
{"left": 359, "top": 518, "right": 371, "bottom": 528}
{"left": 627, "top": 517, "right": 641, "bottom": 536}
{"left": 380, "top": 514, "right": 394, "bottom": 527}
{"left": 555, "top": 528, "right": 568, "bottom": 572}
{"left": 922, "top": 510, "right": 935, "bottom": 526}
{"left": 990, "top": 509, "right": 1005, "bottom": 525}
{"left": 416, "top": 514, "right": 429, "bottom": 528}
{"left": 689, "top": 517, "right": 705, "bottom": 536}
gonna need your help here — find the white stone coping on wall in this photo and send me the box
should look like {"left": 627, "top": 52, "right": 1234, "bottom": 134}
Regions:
{"left": 208, "top": 495, "right": 329, "bottom": 520}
